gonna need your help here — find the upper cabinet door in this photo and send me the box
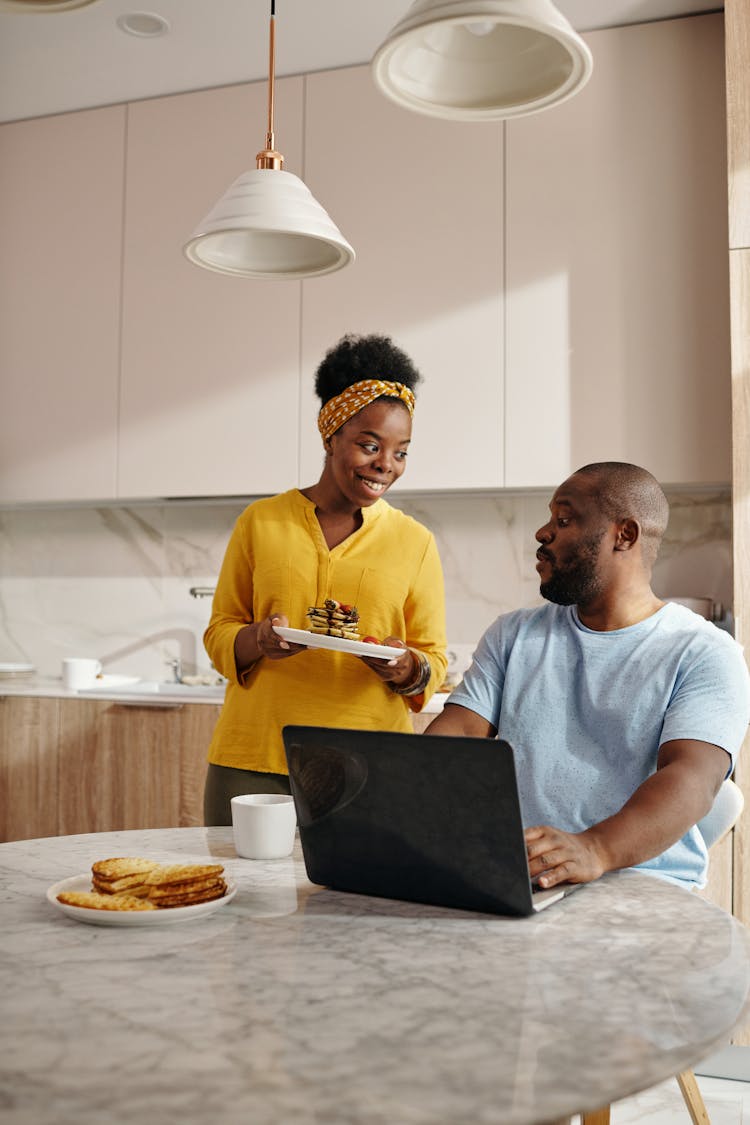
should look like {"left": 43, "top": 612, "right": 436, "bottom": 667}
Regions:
{"left": 119, "top": 81, "right": 303, "bottom": 500}
{"left": 505, "top": 14, "right": 731, "bottom": 488}
{"left": 298, "top": 66, "right": 505, "bottom": 492}
{"left": 0, "top": 107, "right": 125, "bottom": 503}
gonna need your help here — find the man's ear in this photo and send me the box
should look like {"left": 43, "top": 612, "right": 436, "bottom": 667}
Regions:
{"left": 614, "top": 518, "right": 639, "bottom": 552}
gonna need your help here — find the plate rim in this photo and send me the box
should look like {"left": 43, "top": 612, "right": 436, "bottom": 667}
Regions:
{"left": 46, "top": 872, "right": 237, "bottom": 926}
{"left": 273, "top": 625, "right": 403, "bottom": 661}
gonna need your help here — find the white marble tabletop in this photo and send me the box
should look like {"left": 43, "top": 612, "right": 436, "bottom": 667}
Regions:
{"left": 3, "top": 827, "right": 749, "bottom": 1125}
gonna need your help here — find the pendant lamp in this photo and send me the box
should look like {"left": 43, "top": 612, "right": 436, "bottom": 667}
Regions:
{"left": 372, "top": 0, "right": 593, "bottom": 121}
{"left": 184, "top": 1, "right": 354, "bottom": 280}
{"left": 0, "top": 0, "right": 99, "bottom": 8}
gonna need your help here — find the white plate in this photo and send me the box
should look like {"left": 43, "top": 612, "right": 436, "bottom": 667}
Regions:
{"left": 0, "top": 662, "right": 35, "bottom": 676}
{"left": 47, "top": 874, "right": 237, "bottom": 927}
{"left": 273, "top": 626, "right": 403, "bottom": 661}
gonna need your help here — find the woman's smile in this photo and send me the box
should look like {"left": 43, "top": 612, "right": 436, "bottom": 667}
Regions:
{"left": 357, "top": 474, "right": 388, "bottom": 495}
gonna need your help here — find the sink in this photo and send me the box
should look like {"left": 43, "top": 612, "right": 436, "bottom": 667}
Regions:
{"left": 140, "top": 681, "right": 226, "bottom": 698}
{"left": 78, "top": 679, "right": 226, "bottom": 701}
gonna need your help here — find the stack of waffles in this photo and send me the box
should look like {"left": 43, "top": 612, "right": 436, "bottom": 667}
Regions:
{"left": 56, "top": 857, "right": 228, "bottom": 912}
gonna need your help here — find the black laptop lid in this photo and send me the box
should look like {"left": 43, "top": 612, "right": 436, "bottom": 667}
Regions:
{"left": 282, "top": 725, "right": 536, "bottom": 917}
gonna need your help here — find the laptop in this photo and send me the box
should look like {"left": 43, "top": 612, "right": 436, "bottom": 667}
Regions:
{"left": 282, "top": 725, "right": 583, "bottom": 917}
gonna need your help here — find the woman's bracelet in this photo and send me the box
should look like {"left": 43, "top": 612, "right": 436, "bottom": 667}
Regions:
{"left": 388, "top": 650, "right": 432, "bottom": 697}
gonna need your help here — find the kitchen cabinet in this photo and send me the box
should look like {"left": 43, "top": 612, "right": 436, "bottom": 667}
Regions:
{"left": 0, "top": 106, "right": 125, "bottom": 503}
{"left": 504, "top": 14, "right": 731, "bottom": 488}
{"left": 730, "top": 248, "right": 750, "bottom": 938}
{"left": 0, "top": 696, "right": 59, "bottom": 842}
{"left": 0, "top": 695, "right": 217, "bottom": 841}
{"left": 0, "top": 691, "right": 436, "bottom": 842}
{"left": 726, "top": 0, "right": 750, "bottom": 1045}
{"left": 299, "top": 65, "right": 505, "bottom": 491}
{"left": 0, "top": 15, "right": 733, "bottom": 504}
{"left": 118, "top": 81, "right": 303, "bottom": 499}
{"left": 726, "top": 0, "right": 750, "bottom": 251}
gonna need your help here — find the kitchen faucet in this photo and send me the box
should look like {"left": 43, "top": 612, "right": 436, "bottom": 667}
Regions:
{"left": 165, "top": 657, "right": 182, "bottom": 683}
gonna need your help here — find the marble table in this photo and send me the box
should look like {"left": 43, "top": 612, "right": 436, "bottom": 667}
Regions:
{"left": 3, "top": 827, "right": 750, "bottom": 1125}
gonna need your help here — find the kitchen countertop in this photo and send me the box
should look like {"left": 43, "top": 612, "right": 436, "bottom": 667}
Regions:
{"left": 2, "top": 826, "right": 749, "bottom": 1125}
{"left": 0, "top": 674, "right": 450, "bottom": 710}
{"left": 0, "top": 674, "right": 226, "bottom": 705}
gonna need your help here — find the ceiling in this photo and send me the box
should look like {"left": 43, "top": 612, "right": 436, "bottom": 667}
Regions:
{"left": 0, "top": 0, "right": 723, "bottom": 125}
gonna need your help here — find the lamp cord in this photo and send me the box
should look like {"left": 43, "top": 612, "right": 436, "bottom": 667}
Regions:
{"left": 266, "top": 0, "right": 276, "bottom": 150}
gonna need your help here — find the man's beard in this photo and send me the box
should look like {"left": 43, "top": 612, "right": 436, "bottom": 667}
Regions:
{"left": 539, "top": 532, "right": 606, "bottom": 606}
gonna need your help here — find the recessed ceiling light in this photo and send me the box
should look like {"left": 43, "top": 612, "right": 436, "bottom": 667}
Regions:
{"left": 0, "top": 0, "right": 101, "bottom": 9}
{"left": 116, "top": 10, "right": 170, "bottom": 37}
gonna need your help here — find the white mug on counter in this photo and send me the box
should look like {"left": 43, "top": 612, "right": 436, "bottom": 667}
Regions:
{"left": 231, "top": 794, "right": 297, "bottom": 860}
{"left": 62, "top": 657, "right": 102, "bottom": 691}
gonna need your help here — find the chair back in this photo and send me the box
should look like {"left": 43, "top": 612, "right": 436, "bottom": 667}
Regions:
{"left": 696, "top": 778, "right": 744, "bottom": 849}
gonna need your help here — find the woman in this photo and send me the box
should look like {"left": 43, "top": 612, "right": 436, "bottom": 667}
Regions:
{"left": 203, "top": 333, "right": 448, "bottom": 824}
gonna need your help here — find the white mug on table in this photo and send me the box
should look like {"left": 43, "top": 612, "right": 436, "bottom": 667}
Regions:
{"left": 231, "top": 794, "right": 297, "bottom": 859}
{"left": 62, "top": 658, "right": 102, "bottom": 691}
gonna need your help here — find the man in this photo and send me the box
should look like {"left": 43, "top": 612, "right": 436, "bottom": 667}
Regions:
{"left": 427, "top": 462, "right": 750, "bottom": 891}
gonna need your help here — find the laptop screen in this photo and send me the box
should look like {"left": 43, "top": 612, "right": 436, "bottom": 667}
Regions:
{"left": 282, "top": 725, "right": 539, "bottom": 916}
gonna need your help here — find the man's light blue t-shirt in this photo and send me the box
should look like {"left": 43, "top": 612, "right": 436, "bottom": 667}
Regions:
{"left": 447, "top": 602, "right": 750, "bottom": 889}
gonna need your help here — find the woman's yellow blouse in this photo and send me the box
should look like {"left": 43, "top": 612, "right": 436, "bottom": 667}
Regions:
{"left": 203, "top": 489, "right": 448, "bottom": 775}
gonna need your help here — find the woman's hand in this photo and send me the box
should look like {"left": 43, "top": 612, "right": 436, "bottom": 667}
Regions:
{"left": 255, "top": 614, "right": 309, "bottom": 660}
{"left": 235, "top": 614, "right": 307, "bottom": 675}
{"left": 359, "top": 637, "right": 417, "bottom": 689}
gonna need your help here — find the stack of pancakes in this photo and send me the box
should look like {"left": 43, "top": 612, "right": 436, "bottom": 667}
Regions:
{"left": 306, "top": 598, "right": 360, "bottom": 640}
{"left": 56, "top": 857, "right": 228, "bottom": 912}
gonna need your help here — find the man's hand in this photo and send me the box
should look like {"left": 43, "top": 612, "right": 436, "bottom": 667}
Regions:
{"left": 525, "top": 824, "right": 607, "bottom": 888}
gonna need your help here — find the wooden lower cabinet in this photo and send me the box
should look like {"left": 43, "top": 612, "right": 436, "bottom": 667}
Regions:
{"left": 0, "top": 695, "right": 218, "bottom": 841}
{"left": 57, "top": 697, "right": 219, "bottom": 834}
{"left": 0, "top": 695, "right": 430, "bottom": 842}
{"left": 0, "top": 695, "right": 59, "bottom": 842}
{"left": 411, "top": 711, "right": 434, "bottom": 735}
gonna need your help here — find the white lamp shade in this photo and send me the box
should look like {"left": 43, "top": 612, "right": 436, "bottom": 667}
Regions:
{"left": 183, "top": 168, "right": 355, "bottom": 280}
{"left": 372, "top": 0, "right": 593, "bottom": 121}
{"left": 0, "top": 0, "right": 100, "bottom": 8}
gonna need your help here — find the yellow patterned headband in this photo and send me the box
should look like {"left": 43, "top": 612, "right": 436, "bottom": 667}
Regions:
{"left": 317, "top": 379, "right": 416, "bottom": 444}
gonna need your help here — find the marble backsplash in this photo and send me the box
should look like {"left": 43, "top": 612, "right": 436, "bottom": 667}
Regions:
{"left": 0, "top": 488, "right": 733, "bottom": 681}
